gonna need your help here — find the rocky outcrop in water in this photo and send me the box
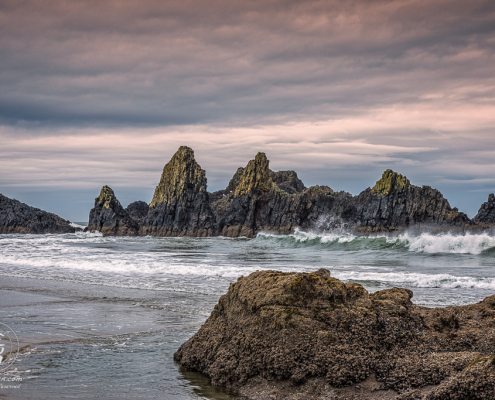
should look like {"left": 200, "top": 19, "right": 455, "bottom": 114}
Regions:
{"left": 474, "top": 194, "right": 495, "bottom": 224}
{"left": 174, "top": 269, "right": 495, "bottom": 399}
{"left": 140, "top": 146, "right": 216, "bottom": 237}
{"left": 210, "top": 154, "right": 469, "bottom": 237}
{"left": 210, "top": 152, "right": 339, "bottom": 237}
{"left": 86, "top": 147, "right": 476, "bottom": 237}
{"left": 353, "top": 170, "right": 470, "bottom": 232}
{"left": 0, "top": 193, "right": 76, "bottom": 234}
{"left": 86, "top": 186, "right": 140, "bottom": 236}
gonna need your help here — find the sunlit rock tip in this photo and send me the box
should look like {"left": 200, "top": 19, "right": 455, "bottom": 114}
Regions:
{"left": 86, "top": 185, "right": 140, "bottom": 236}
{"left": 372, "top": 169, "right": 410, "bottom": 195}
{"left": 140, "top": 146, "right": 216, "bottom": 237}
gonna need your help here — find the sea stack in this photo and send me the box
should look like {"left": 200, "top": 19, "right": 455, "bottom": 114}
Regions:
{"left": 174, "top": 269, "right": 495, "bottom": 399}
{"left": 0, "top": 193, "right": 77, "bottom": 234}
{"left": 84, "top": 148, "right": 485, "bottom": 237}
{"left": 474, "top": 194, "right": 495, "bottom": 224}
{"left": 86, "top": 186, "right": 139, "bottom": 235}
{"left": 212, "top": 152, "right": 301, "bottom": 237}
{"left": 140, "top": 146, "right": 216, "bottom": 237}
{"left": 353, "top": 169, "right": 470, "bottom": 231}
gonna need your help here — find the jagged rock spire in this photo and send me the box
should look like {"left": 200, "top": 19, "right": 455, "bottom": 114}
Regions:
{"left": 86, "top": 185, "right": 140, "bottom": 236}
{"left": 142, "top": 146, "right": 216, "bottom": 236}
{"left": 474, "top": 193, "right": 495, "bottom": 223}
{"left": 234, "top": 152, "right": 274, "bottom": 197}
{"left": 372, "top": 169, "right": 410, "bottom": 195}
{"left": 150, "top": 146, "right": 207, "bottom": 208}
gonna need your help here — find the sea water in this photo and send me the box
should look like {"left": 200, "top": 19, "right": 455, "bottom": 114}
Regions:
{"left": 0, "top": 227, "right": 495, "bottom": 399}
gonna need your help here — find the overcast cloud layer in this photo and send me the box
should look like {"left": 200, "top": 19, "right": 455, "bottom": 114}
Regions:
{"left": 1, "top": 0, "right": 495, "bottom": 221}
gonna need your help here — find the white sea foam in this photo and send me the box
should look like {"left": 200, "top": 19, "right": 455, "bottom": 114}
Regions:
{"left": 69, "top": 222, "right": 87, "bottom": 229}
{"left": 258, "top": 228, "right": 495, "bottom": 255}
{"left": 401, "top": 232, "right": 495, "bottom": 255}
{"left": 333, "top": 270, "right": 495, "bottom": 290}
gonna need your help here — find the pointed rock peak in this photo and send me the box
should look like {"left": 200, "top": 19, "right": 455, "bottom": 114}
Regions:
{"left": 372, "top": 169, "right": 410, "bottom": 195}
{"left": 174, "top": 145, "right": 195, "bottom": 160}
{"left": 150, "top": 146, "right": 207, "bottom": 208}
{"left": 234, "top": 152, "right": 274, "bottom": 197}
{"left": 489, "top": 193, "right": 494, "bottom": 203}
{"left": 98, "top": 185, "right": 121, "bottom": 209}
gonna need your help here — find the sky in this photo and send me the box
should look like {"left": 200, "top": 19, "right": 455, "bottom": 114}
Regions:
{"left": 1, "top": 0, "right": 495, "bottom": 221}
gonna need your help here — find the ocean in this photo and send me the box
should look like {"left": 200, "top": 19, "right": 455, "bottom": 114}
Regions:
{"left": 1, "top": 227, "right": 495, "bottom": 399}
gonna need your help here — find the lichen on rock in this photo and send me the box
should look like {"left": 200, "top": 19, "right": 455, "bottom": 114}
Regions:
{"left": 174, "top": 269, "right": 495, "bottom": 399}
{"left": 86, "top": 185, "right": 139, "bottom": 236}
{"left": 372, "top": 169, "right": 410, "bottom": 195}
{"left": 234, "top": 152, "right": 275, "bottom": 197}
{"left": 141, "top": 146, "right": 216, "bottom": 236}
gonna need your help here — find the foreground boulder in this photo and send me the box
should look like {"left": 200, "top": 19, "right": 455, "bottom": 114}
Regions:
{"left": 86, "top": 186, "right": 139, "bottom": 235}
{"left": 141, "top": 146, "right": 216, "bottom": 237}
{"left": 0, "top": 194, "right": 76, "bottom": 234}
{"left": 174, "top": 269, "right": 495, "bottom": 399}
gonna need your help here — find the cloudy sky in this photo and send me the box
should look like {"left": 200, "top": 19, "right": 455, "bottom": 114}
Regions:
{"left": 1, "top": 0, "right": 494, "bottom": 221}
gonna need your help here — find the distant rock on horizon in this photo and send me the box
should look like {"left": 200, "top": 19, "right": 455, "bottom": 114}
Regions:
{"left": 0, "top": 193, "right": 77, "bottom": 234}
{"left": 84, "top": 146, "right": 479, "bottom": 237}
{"left": 86, "top": 185, "right": 140, "bottom": 236}
{"left": 353, "top": 169, "right": 470, "bottom": 232}
{"left": 474, "top": 193, "right": 495, "bottom": 224}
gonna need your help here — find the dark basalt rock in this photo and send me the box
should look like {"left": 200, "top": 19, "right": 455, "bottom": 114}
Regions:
{"left": 174, "top": 269, "right": 495, "bottom": 399}
{"left": 0, "top": 194, "right": 77, "bottom": 234}
{"left": 352, "top": 169, "right": 470, "bottom": 231}
{"left": 86, "top": 147, "right": 478, "bottom": 237}
{"left": 140, "top": 146, "right": 216, "bottom": 237}
{"left": 86, "top": 186, "right": 139, "bottom": 236}
{"left": 208, "top": 167, "right": 245, "bottom": 204}
{"left": 210, "top": 154, "right": 471, "bottom": 237}
{"left": 270, "top": 170, "right": 306, "bottom": 194}
{"left": 212, "top": 152, "right": 312, "bottom": 237}
{"left": 474, "top": 193, "right": 495, "bottom": 224}
{"left": 126, "top": 201, "right": 149, "bottom": 225}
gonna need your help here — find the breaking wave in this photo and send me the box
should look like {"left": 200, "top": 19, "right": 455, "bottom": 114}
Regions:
{"left": 256, "top": 229, "right": 495, "bottom": 255}
{"left": 333, "top": 271, "right": 495, "bottom": 290}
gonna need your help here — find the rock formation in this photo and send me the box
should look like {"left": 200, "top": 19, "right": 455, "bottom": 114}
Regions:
{"left": 474, "top": 194, "right": 495, "bottom": 224}
{"left": 270, "top": 170, "right": 306, "bottom": 194}
{"left": 174, "top": 269, "right": 495, "bottom": 399}
{"left": 85, "top": 147, "right": 479, "bottom": 237}
{"left": 86, "top": 186, "right": 139, "bottom": 236}
{"left": 0, "top": 193, "right": 77, "bottom": 234}
{"left": 140, "top": 146, "right": 216, "bottom": 237}
{"left": 211, "top": 152, "right": 319, "bottom": 237}
{"left": 353, "top": 169, "right": 470, "bottom": 232}
{"left": 126, "top": 201, "right": 149, "bottom": 225}
{"left": 210, "top": 153, "right": 469, "bottom": 237}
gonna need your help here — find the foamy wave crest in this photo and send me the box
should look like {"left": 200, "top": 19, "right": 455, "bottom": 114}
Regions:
{"left": 256, "top": 229, "right": 495, "bottom": 255}
{"left": 333, "top": 271, "right": 495, "bottom": 290}
{"left": 401, "top": 232, "right": 495, "bottom": 255}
